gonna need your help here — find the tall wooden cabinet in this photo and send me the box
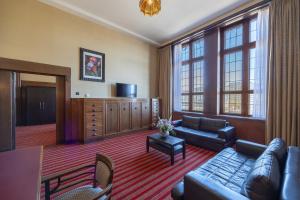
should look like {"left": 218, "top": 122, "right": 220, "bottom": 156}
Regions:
{"left": 150, "top": 98, "right": 161, "bottom": 128}
{"left": 21, "top": 86, "right": 56, "bottom": 125}
{"left": 71, "top": 98, "right": 152, "bottom": 143}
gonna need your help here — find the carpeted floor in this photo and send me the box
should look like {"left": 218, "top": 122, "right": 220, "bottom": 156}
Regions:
{"left": 16, "top": 124, "right": 56, "bottom": 149}
{"left": 41, "top": 130, "right": 215, "bottom": 200}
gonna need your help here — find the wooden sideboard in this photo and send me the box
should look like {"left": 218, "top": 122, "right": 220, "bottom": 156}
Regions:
{"left": 71, "top": 98, "right": 159, "bottom": 143}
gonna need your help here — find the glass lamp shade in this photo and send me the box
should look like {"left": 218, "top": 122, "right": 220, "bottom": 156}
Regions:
{"left": 139, "top": 0, "right": 161, "bottom": 16}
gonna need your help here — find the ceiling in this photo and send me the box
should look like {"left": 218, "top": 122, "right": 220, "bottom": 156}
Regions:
{"left": 40, "top": 0, "right": 251, "bottom": 46}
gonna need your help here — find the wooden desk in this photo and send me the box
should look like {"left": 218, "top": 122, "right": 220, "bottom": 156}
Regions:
{"left": 0, "top": 146, "right": 43, "bottom": 200}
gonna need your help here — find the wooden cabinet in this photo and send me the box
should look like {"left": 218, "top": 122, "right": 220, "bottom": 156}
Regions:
{"left": 71, "top": 98, "right": 154, "bottom": 143}
{"left": 142, "top": 100, "right": 150, "bottom": 128}
{"left": 105, "top": 101, "right": 119, "bottom": 135}
{"left": 21, "top": 86, "right": 56, "bottom": 125}
{"left": 119, "top": 102, "right": 131, "bottom": 132}
{"left": 131, "top": 101, "right": 142, "bottom": 130}
{"left": 71, "top": 99, "right": 105, "bottom": 143}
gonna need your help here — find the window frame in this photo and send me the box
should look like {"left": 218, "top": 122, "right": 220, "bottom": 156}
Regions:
{"left": 180, "top": 38, "right": 205, "bottom": 112}
{"left": 220, "top": 16, "right": 257, "bottom": 116}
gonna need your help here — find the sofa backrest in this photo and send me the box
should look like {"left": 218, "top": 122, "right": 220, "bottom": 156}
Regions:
{"left": 264, "top": 138, "right": 287, "bottom": 170}
{"left": 243, "top": 152, "right": 281, "bottom": 200}
{"left": 199, "top": 117, "right": 227, "bottom": 132}
{"left": 182, "top": 115, "right": 201, "bottom": 130}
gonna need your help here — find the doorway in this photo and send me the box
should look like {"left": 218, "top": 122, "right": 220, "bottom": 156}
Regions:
{"left": 15, "top": 73, "right": 57, "bottom": 148}
{"left": 0, "top": 57, "right": 71, "bottom": 152}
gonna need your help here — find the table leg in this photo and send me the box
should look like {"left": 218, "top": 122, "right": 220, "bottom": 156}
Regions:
{"left": 146, "top": 137, "right": 149, "bottom": 153}
{"left": 171, "top": 147, "right": 174, "bottom": 165}
{"left": 182, "top": 141, "right": 186, "bottom": 159}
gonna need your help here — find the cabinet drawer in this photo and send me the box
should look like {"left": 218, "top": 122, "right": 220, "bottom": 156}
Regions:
{"left": 84, "top": 101, "right": 103, "bottom": 112}
{"left": 85, "top": 113, "right": 103, "bottom": 122}
{"left": 86, "top": 122, "right": 103, "bottom": 129}
{"left": 86, "top": 129, "right": 104, "bottom": 138}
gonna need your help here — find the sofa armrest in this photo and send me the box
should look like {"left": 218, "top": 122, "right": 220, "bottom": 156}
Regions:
{"left": 172, "top": 120, "right": 182, "bottom": 127}
{"left": 236, "top": 139, "right": 267, "bottom": 158}
{"left": 217, "top": 126, "right": 236, "bottom": 141}
{"left": 184, "top": 172, "right": 249, "bottom": 200}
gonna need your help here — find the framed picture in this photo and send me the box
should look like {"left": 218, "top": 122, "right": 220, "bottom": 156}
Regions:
{"left": 80, "top": 48, "right": 105, "bottom": 82}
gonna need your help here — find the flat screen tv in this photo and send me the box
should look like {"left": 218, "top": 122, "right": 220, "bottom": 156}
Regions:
{"left": 116, "top": 83, "right": 137, "bottom": 98}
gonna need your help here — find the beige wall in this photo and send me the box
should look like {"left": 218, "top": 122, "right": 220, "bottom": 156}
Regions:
{"left": 0, "top": 0, "right": 158, "bottom": 98}
{"left": 20, "top": 73, "right": 56, "bottom": 83}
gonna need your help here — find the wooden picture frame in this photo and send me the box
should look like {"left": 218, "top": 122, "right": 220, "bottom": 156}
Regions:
{"left": 80, "top": 48, "right": 105, "bottom": 82}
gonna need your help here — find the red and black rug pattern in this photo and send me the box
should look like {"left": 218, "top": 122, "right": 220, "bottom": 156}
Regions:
{"left": 42, "top": 130, "right": 215, "bottom": 200}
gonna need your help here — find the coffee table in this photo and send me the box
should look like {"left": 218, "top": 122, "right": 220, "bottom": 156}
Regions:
{"left": 146, "top": 133, "right": 185, "bottom": 165}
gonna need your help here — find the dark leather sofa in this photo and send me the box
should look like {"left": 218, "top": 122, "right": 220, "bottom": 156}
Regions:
{"left": 173, "top": 115, "right": 236, "bottom": 151}
{"left": 171, "top": 138, "right": 300, "bottom": 200}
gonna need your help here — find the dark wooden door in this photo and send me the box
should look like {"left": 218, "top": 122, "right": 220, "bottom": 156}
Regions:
{"left": 131, "top": 101, "right": 141, "bottom": 129}
{"left": 142, "top": 100, "right": 150, "bottom": 128}
{"left": 105, "top": 102, "right": 119, "bottom": 135}
{"left": 23, "top": 86, "right": 56, "bottom": 125}
{"left": 42, "top": 87, "right": 56, "bottom": 124}
{"left": 119, "top": 102, "right": 131, "bottom": 132}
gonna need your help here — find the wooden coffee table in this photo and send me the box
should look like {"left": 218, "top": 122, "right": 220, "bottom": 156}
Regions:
{"left": 146, "top": 133, "right": 185, "bottom": 165}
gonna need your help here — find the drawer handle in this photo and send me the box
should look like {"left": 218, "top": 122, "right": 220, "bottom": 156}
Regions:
{"left": 92, "top": 124, "right": 96, "bottom": 127}
{"left": 92, "top": 119, "right": 96, "bottom": 122}
{"left": 92, "top": 109, "right": 96, "bottom": 112}
{"left": 123, "top": 108, "right": 126, "bottom": 111}
{"left": 92, "top": 104, "right": 96, "bottom": 107}
{"left": 92, "top": 129, "right": 97, "bottom": 131}
{"left": 92, "top": 114, "right": 96, "bottom": 117}
{"left": 135, "top": 107, "right": 137, "bottom": 110}
{"left": 110, "top": 108, "right": 113, "bottom": 111}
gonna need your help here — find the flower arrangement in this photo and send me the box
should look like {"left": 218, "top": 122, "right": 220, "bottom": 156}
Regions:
{"left": 156, "top": 116, "right": 175, "bottom": 137}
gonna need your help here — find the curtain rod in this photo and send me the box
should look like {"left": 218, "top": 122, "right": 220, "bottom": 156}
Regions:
{"left": 159, "top": 0, "right": 271, "bottom": 49}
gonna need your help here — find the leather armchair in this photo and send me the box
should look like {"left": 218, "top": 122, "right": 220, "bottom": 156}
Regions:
{"left": 236, "top": 139, "right": 267, "bottom": 159}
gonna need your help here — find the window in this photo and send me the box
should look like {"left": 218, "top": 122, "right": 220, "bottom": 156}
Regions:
{"left": 221, "top": 17, "right": 257, "bottom": 116}
{"left": 180, "top": 38, "right": 204, "bottom": 112}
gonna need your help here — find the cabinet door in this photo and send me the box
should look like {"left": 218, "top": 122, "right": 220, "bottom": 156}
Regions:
{"left": 105, "top": 102, "right": 119, "bottom": 135}
{"left": 142, "top": 101, "right": 150, "bottom": 128}
{"left": 42, "top": 87, "right": 56, "bottom": 124}
{"left": 131, "top": 102, "right": 142, "bottom": 129}
{"left": 119, "top": 102, "right": 131, "bottom": 132}
{"left": 24, "top": 87, "right": 44, "bottom": 125}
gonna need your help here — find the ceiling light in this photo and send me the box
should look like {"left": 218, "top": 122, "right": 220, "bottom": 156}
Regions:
{"left": 139, "top": 0, "right": 161, "bottom": 16}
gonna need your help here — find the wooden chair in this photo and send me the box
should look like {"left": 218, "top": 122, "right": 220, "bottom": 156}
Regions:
{"left": 42, "top": 154, "right": 114, "bottom": 200}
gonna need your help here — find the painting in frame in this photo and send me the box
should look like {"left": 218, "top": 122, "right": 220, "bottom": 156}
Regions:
{"left": 80, "top": 48, "right": 105, "bottom": 82}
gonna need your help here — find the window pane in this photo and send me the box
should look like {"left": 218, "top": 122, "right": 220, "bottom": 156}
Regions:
{"left": 249, "top": 93, "right": 254, "bottom": 116}
{"left": 192, "top": 95, "right": 203, "bottom": 112}
{"left": 182, "top": 45, "right": 189, "bottom": 61}
{"left": 181, "top": 95, "right": 189, "bottom": 110}
{"left": 193, "top": 61, "right": 204, "bottom": 93}
{"left": 192, "top": 39, "right": 204, "bottom": 58}
{"left": 180, "top": 64, "right": 189, "bottom": 93}
{"left": 224, "top": 25, "right": 243, "bottom": 49}
{"left": 224, "top": 51, "right": 243, "bottom": 91}
{"left": 249, "top": 18, "right": 257, "bottom": 42}
{"left": 224, "top": 94, "right": 242, "bottom": 114}
{"left": 249, "top": 48, "right": 256, "bottom": 90}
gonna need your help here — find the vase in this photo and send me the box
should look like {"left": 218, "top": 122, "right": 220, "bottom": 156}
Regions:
{"left": 160, "top": 130, "right": 169, "bottom": 138}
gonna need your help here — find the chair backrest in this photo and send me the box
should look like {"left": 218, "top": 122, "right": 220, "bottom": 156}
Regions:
{"left": 94, "top": 154, "right": 114, "bottom": 188}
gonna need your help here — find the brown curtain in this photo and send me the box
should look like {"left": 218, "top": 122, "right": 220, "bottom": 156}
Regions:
{"left": 266, "top": 0, "right": 300, "bottom": 146}
{"left": 158, "top": 45, "right": 172, "bottom": 119}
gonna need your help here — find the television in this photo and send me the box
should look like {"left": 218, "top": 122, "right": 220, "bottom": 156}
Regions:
{"left": 116, "top": 83, "right": 137, "bottom": 98}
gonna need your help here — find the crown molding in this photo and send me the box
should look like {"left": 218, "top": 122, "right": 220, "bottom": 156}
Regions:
{"left": 39, "top": 0, "right": 161, "bottom": 46}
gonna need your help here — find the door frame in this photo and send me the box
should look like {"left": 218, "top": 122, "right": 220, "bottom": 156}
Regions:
{"left": 0, "top": 57, "right": 71, "bottom": 144}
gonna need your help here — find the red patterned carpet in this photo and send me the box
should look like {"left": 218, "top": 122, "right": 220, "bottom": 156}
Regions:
{"left": 16, "top": 124, "right": 56, "bottom": 149}
{"left": 41, "top": 130, "right": 215, "bottom": 200}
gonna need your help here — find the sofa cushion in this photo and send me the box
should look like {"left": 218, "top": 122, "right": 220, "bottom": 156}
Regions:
{"left": 200, "top": 117, "right": 227, "bottom": 132}
{"left": 182, "top": 115, "right": 201, "bottom": 130}
{"left": 193, "top": 148, "right": 255, "bottom": 194}
{"left": 265, "top": 138, "right": 287, "bottom": 168}
{"left": 242, "top": 152, "right": 280, "bottom": 200}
